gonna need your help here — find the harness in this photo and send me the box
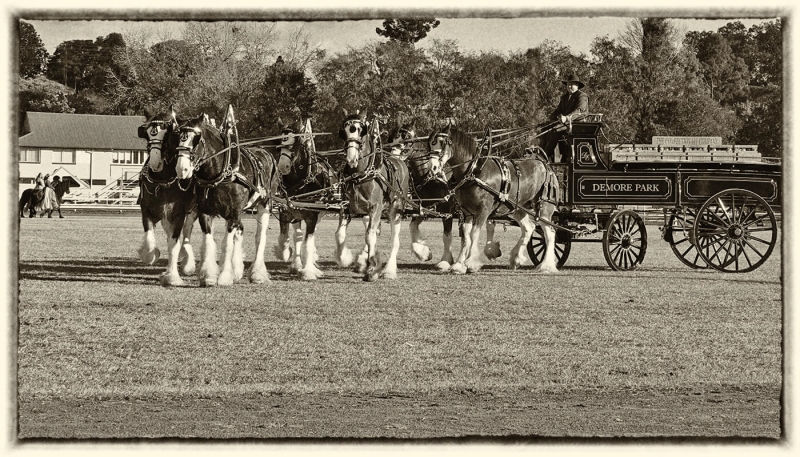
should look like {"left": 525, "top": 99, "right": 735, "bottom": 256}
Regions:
{"left": 180, "top": 125, "right": 278, "bottom": 210}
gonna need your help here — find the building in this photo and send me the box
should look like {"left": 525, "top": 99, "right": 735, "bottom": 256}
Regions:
{"left": 18, "top": 112, "right": 147, "bottom": 203}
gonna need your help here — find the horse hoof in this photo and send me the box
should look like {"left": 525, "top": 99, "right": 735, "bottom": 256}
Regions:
{"left": 159, "top": 273, "right": 184, "bottom": 287}
{"left": 381, "top": 270, "right": 397, "bottom": 279}
{"left": 435, "top": 261, "right": 451, "bottom": 271}
{"left": 450, "top": 264, "right": 467, "bottom": 275}
{"left": 363, "top": 271, "right": 379, "bottom": 282}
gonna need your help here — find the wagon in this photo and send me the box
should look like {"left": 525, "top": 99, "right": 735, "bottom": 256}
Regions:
{"left": 524, "top": 114, "right": 782, "bottom": 273}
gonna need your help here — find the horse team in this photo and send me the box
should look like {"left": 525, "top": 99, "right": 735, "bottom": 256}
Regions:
{"left": 137, "top": 106, "right": 561, "bottom": 287}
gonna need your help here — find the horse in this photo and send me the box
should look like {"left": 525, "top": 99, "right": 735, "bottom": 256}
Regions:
{"left": 136, "top": 110, "right": 198, "bottom": 286}
{"left": 334, "top": 111, "right": 410, "bottom": 281}
{"left": 427, "top": 123, "right": 561, "bottom": 274}
{"left": 173, "top": 109, "right": 280, "bottom": 287}
{"left": 19, "top": 173, "right": 45, "bottom": 218}
{"left": 273, "top": 118, "right": 339, "bottom": 280}
{"left": 386, "top": 119, "right": 503, "bottom": 271}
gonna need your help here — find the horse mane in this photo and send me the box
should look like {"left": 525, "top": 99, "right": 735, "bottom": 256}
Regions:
{"left": 447, "top": 126, "right": 478, "bottom": 158}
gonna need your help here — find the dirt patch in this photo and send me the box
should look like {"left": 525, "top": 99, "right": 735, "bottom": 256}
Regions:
{"left": 18, "top": 385, "right": 781, "bottom": 439}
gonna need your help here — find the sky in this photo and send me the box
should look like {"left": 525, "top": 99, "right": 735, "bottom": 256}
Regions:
{"left": 24, "top": 15, "right": 775, "bottom": 57}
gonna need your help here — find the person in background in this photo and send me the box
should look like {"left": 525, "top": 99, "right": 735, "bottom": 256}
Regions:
{"left": 541, "top": 74, "right": 589, "bottom": 162}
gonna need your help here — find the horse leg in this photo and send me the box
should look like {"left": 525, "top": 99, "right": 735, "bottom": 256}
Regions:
{"left": 509, "top": 212, "right": 535, "bottom": 270}
{"left": 137, "top": 215, "right": 161, "bottom": 265}
{"left": 198, "top": 214, "right": 220, "bottom": 287}
{"left": 334, "top": 213, "right": 353, "bottom": 267}
{"left": 273, "top": 212, "right": 293, "bottom": 262}
{"left": 179, "top": 211, "right": 196, "bottom": 276}
{"left": 484, "top": 221, "right": 502, "bottom": 260}
{"left": 363, "top": 210, "right": 382, "bottom": 282}
{"left": 451, "top": 216, "right": 473, "bottom": 275}
{"left": 57, "top": 206, "right": 64, "bottom": 218}
{"left": 381, "top": 208, "right": 402, "bottom": 279}
{"left": 47, "top": 210, "right": 53, "bottom": 218}
{"left": 436, "top": 217, "right": 455, "bottom": 271}
{"left": 409, "top": 216, "right": 433, "bottom": 262}
{"left": 217, "top": 219, "right": 243, "bottom": 286}
{"left": 159, "top": 217, "right": 185, "bottom": 287}
{"left": 533, "top": 204, "right": 559, "bottom": 273}
{"left": 353, "top": 216, "right": 370, "bottom": 274}
{"left": 465, "top": 211, "right": 490, "bottom": 273}
{"left": 298, "top": 212, "right": 324, "bottom": 280}
{"left": 19, "top": 195, "right": 26, "bottom": 218}
{"left": 289, "top": 221, "right": 304, "bottom": 274}
{"left": 247, "top": 203, "right": 272, "bottom": 284}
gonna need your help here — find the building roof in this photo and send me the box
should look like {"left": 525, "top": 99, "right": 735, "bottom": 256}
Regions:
{"left": 19, "top": 112, "right": 147, "bottom": 151}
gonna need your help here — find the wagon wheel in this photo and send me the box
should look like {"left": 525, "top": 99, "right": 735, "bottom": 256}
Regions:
{"left": 667, "top": 208, "right": 708, "bottom": 269}
{"left": 603, "top": 210, "right": 647, "bottom": 271}
{"left": 693, "top": 189, "right": 777, "bottom": 273}
{"left": 526, "top": 225, "right": 571, "bottom": 269}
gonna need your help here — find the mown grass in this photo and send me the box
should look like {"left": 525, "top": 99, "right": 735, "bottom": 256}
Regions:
{"left": 16, "top": 214, "right": 783, "bottom": 401}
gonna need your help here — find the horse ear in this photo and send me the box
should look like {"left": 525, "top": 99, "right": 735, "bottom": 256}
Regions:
{"left": 341, "top": 107, "right": 348, "bottom": 118}
{"left": 276, "top": 118, "right": 284, "bottom": 129}
{"left": 359, "top": 110, "right": 367, "bottom": 122}
{"left": 410, "top": 118, "right": 417, "bottom": 130}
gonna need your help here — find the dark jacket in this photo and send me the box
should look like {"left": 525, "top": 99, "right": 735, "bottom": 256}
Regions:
{"left": 551, "top": 90, "right": 589, "bottom": 121}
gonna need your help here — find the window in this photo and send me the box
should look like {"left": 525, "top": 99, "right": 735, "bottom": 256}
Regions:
{"left": 19, "top": 177, "right": 36, "bottom": 184}
{"left": 52, "top": 149, "right": 76, "bottom": 164}
{"left": 91, "top": 179, "right": 106, "bottom": 186}
{"left": 113, "top": 151, "right": 146, "bottom": 165}
{"left": 19, "top": 148, "right": 40, "bottom": 163}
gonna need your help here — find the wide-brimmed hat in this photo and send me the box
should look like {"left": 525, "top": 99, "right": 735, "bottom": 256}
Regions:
{"left": 561, "top": 74, "right": 585, "bottom": 89}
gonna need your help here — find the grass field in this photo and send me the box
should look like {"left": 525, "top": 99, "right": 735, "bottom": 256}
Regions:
{"left": 15, "top": 213, "right": 783, "bottom": 439}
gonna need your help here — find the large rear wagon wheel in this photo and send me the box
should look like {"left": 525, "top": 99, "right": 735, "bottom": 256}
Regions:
{"left": 693, "top": 189, "right": 777, "bottom": 273}
{"left": 603, "top": 210, "right": 647, "bottom": 271}
{"left": 526, "top": 225, "right": 571, "bottom": 269}
{"left": 667, "top": 208, "right": 708, "bottom": 269}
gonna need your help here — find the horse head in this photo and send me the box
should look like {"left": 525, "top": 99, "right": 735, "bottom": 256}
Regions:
{"left": 173, "top": 114, "right": 224, "bottom": 180}
{"left": 339, "top": 111, "right": 370, "bottom": 168}
{"left": 386, "top": 118, "right": 417, "bottom": 156}
{"left": 138, "top": 108, "right": 180, "bottom": 173}
{"left": 276, "top": 117, "right": 305, "bottom": 176}
{"left": 427, "top": 122, "right": 454, "bottom": 178}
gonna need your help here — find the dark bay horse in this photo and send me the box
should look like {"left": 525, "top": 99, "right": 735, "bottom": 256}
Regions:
{"left": 136, "top": 111, "right": 198, "bottom": 286}
{"left": 428, "top": 124, "right": 561, "bottom": 274}
{"left": 19, "top": 173, "right": 45, "bottom": 218}
{"left": 336, "top": 111, "right": 410, "bottom": 281}
{"left": 274, "top": 118, "right": 339, "bottom": 280}
{"left": 173, "top": 110, "right": 279, "bottom": 286}
{"left": 386, "top": 120, "right": 503, "bottom": 271}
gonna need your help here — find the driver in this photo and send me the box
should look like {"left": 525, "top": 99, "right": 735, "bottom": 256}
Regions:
{"left": 542, "top": 74, "right": 589, "bottom": 162}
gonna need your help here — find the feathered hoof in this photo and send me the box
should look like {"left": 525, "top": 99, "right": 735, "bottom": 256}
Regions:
{"left": 159, "top": 271, "right": 184, "bottom": 287}
{"left": 289, "top": 258, "right": 303, "bottom": 275}
{"left": 450, "top": 263, "right": 467, "bottom": 275}
{"left": 139, "top": 247, "right": 160, "bottom": 265}
{"left": 484, "top": 241, "right": 502, "bottom": 260}
{"left": 533, "top": 264, "right": 560, "bottom": 274}
{"left": 249, "top": 266, "right": 271, "bottom": 284}
{"left": 412, "top": 242, "right": 433, "bottom": 262}
{"left": 199, "top": 277, "right": 217, "bottom": 287}
{"left": 435, "top": 261, "right": 451, "bottom": 272}
{"left": 180, "top": 262, "right": 196, "bottom": 277}
{"left": 335, "top": 248, "right": 353, "bottom": 268}
{"left": 274, "top": 244, "right": 292, "bottom": 262}
{"left": 363, "top": 253, "right": 382, "bottom": 282}
{"left": 299, "top": 269, "right": 321, "bottom": 281}
{"left": 216, "top": 272, "right": 235, "bottom": 286}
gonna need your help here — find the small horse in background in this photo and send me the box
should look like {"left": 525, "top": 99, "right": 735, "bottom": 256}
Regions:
{"left": 19, "top": 173, "right": 45, "bottom": 218}
{"left": 136, "top": 110, "right": 198, "bottom": 286}
{"left": 428, "top": 123, "right": 561, "bottom": 274}
{"left": 174, "top": 108, "right": 280, "bottom": 286}
{"left": 274, "top": 118, "right": 339, "bottom": 280}
{"left": 386, "top": 119, "right": 503, "bottom": 271}
{"left": 335, "top": 111, "right": 410, "bottom": 281}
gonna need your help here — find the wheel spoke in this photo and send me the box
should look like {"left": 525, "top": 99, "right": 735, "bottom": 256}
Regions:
{"left": 743, "top": 232, "right": 773, "bottom": 246}
{"left": 736, "top": 194, "right": 751, "bottom": 224}
{"left": 741, "top": 235, "right": 767, "bottom": 257}
{"left": 715, "top": 196, "right": 735, "bottom": 225}
{"left": 738, "top": 240, "right": 755, "bottom": 269}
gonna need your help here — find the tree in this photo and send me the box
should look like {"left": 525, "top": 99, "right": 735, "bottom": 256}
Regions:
{"left": 375, "top": 19, "right": 440, "bottom": 45}
{"left": 252, "top": 63, "right": 318, "bottom": 138}
{"left": 18, "top": 21, "right": 49, "bottom": 79}
{"left": 684, "top": 32, "right": 749, "bottom": 105}
{"left": 19, "top": 76, "right": 74, "bottom": 114}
